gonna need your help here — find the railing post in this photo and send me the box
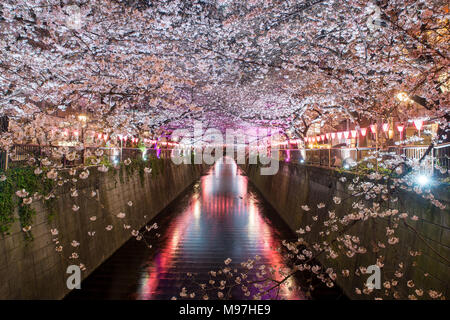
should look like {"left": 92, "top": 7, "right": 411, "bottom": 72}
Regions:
{"left": 328, "top": 148, "right": 331, "bottom": 167}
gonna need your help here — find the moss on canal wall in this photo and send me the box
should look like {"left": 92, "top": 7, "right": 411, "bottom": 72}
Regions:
{"left": 242, "top": 162, "right": 450, "bottom": 300}
{"left": 0, "top": 160, "right": 207, "bottom": 299}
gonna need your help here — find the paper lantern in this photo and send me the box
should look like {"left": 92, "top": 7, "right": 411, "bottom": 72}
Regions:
{"left": 382, "top": 123, "right": 389, "bottom": 132}
{"left": 326, "top": 133, "right": 330, "bottom": 139}
{"left": 351, "top": 130, "right": 357, "bottom": 138}
{"left": 397, "top": 125, "right": 405, "bottom": 140}
{"left": 414, "top": 119, "right": 423, "bottom": 131}
{"left": 331, "top": 132, "right": 336, "bottom": 139}
{"left": 370, "top": 124, "right": 377, "bottom": 134}
{"left": 337, "top": 132, "right": 343, "bottom": 139}
{"left": 360, "top": 128, "right": 367, "bottom": 136}
{"left": 344, "top": 131, "right": 350, "bottom": 139}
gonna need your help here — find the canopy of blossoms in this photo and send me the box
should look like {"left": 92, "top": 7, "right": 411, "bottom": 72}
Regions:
{"left": 0, "top": 0, "right": 448, "bottom": 145}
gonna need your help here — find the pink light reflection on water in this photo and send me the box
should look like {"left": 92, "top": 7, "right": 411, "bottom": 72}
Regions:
{"left": 138, "top": 157, "right": 304, "bottom": 300}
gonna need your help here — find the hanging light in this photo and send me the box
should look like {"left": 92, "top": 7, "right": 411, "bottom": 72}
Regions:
{"left": 397, "top": 124, "right": 405, "bottom": 141}
{"left": 382, "top": 123, "right": 389, "bottom": 132}
{"left": 360, "top": 128, "right": 367, "bottom": 137}
{"left": 97, "top": 133, "right": 102, "bottom": 140}
{"left": 337, "top": 132, "right": 343, "bottom": 139}
{"left": 103, "top": 134, "right": 108, "bottom": 141}
{"left": 326, "top": 133, "right": 330, "bottom": 140}
{"left": 344, "top": 131, "right": 350, "bottom": 139}
{"left": 414, "top": 119, "right": 423, "bottom": 131}
{"left": 396, "top": 92, "right": 410, "bottom": 102}
{"left": 370, "top": 124, "right": 377, "bottom": 134}
{"left": 331, "top": 132, "right": 336, "bottom": 139}
{"left": 73, "top": 130, "right": 79, "bottom": 137}
{"left": 351, "top": 130, "right": 357, "bottom": 138}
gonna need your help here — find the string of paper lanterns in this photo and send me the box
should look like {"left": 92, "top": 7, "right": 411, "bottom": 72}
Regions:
{"left": 291, "top": 120, "right": 425, "bottom": 144}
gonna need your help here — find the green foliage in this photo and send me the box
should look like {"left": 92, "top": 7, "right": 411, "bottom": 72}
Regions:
{"left": 0, "top": 155, "right": 166, "bottom": 236}
{"left": 0, "top": 166, "right": 55, "bottom": 237}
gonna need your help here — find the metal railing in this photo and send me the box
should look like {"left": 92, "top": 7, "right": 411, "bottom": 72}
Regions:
{"left": 277, "top": 143, "right": 450, "bottom": 176}
{"left": 1, "top": 143, "right": 449, "bottom": 176}
{"left": 0, "top": 145, "right": 176, "bottom": 171}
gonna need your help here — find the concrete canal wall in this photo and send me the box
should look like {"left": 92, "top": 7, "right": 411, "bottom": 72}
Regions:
{"left": 242, "top": 162, "right": 450, "bottom": 299}
{"left": 0, "top": 161, "right": 207, "bottom": 299}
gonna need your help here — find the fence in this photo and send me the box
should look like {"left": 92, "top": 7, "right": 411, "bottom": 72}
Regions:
{"left": 1, "top": 143, "right": 449, "bottom": 175}
{"left": 0, "top": 145, "right": 176, "bottom": 171}
{"left": 277, "top": 143, "right": 450, "bottom": 176}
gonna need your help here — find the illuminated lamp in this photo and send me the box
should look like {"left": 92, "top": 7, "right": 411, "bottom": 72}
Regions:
{"left": 414, "top": 119, "right": 423, "bottom": 131}
{"left": 370, "top": 124, "right": 377, "bottom": 134}
{"left": 360, "top": 128, "right": 367, "bottom": 137}
{"left": 397, "top": 124, "right": 405, "bottom": 141}
{"left": 331, "top": 132, "right": 336, "bottom": 139}
{"left": 351, "top": 130, "right": 357, "bottom": 138}
{"left": 343, "top": 131, "right": 350, "bottom": 139}
{"left": 382, "top": 123, "right": 389, "bottom": 132}
{"left": 326, "top": 133, "right": 330, "bottom": 140}
{"left": 337, "top": 132, "right": 343, "bottom": 139}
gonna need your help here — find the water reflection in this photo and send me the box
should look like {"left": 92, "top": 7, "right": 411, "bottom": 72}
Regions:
{"left": 67, "top": 157, "right": 303, "bottom": 300}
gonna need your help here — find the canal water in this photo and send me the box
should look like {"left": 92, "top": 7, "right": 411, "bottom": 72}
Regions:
{"left": 66, "top": 157, "right": 305, "bottom": 300}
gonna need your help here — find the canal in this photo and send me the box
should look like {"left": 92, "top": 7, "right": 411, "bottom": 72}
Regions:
{"left": 66, "top": 158, "right": 318, "bottom": 300}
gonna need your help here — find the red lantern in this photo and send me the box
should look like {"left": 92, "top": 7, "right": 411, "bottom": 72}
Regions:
{"left": 360, "top": 128, "right": 367, "bottom": 137}
{"left": 337, "top": 132, "right": 342, "bottom": 139}
{"left": 414, "top": 119, "right": 423, "bottom": 131}
{"left": 103, "top": 134, "right": 108, "bottom": 141}
{"left": 97, "top": 133, "right": 102, "bottom": 140}
{"left": 326, "top": 133, "right": 330, "bottom": 140}
{"left": 382, "top": 123, "right": 389, "bottom": 132}
{"left": 321, "top": 135, "right": 325, "bottom": 141}
{"left": 397, "top": 124, "right": 405, "bottom": 141}
{"left": 370, "top": 124, "right": 377, "bottom": 134}
{"left": 73, "top": 130, "right": 79, "bottom": 137}
{"left": 331, "top": 132, "right": 336, "bottom": 139}
{"left": 351, "top": 130, "right": 357, "bottom": 138}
